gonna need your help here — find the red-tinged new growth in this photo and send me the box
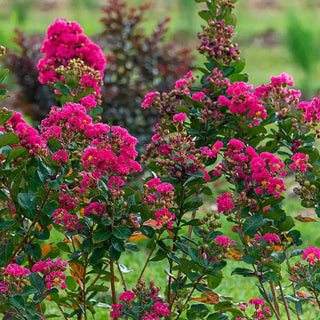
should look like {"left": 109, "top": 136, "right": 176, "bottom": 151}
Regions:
{"left": 38, "top": 19, "right": 106, "bottom": 108}
{"left": 32, "top": 258, "right": 68, "bottom": 291}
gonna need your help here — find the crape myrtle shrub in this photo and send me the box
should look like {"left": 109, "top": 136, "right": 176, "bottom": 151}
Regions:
{"left": 1, "top": 0, "right": 320, "bottom": 320}
{"left": 3, "top": 0, "right": 195, "bottom": 150}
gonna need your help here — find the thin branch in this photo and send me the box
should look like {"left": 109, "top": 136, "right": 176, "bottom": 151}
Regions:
{"left": 278, "top": 281, "right": 292, "bottom": 320}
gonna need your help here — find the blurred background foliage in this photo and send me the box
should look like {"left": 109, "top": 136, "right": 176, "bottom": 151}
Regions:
{"left": 1, "top": 0, "right": 320, "bottom": 93}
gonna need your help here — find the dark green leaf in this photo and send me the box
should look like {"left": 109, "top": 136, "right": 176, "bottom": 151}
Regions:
{"left": 113, "top": 227, "right": 131, "bottom": 240}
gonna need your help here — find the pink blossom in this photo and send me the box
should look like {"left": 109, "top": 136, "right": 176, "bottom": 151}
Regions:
{"left": 156, "top": 182, "right": 174, "bottom": 194}
{"left": 142, "top": 92, "right": 158, "bottom": 109}
{"left": 175, "top": 78, "right": 188, "bottom": 89}
{"left": 110, "top": 303, "right": 123, "bottom": 318}
{"left": 84, "top": 202, "right": 107, "bottom": 217}
{"left": 263, "top": 233, "right": 280, "bottom": 244}
{"left": 52, "top": 150, "right": 68, "bottom": 164}
{"left": 217, "top": 193, "right": 234, "bottom": 212}
{"left": 155, "top": 208, "right": 175, "bottom": 229}
{"left": 302, "top": 246, "right": 320, "bottom": 264}
{"left": 38, "top": 19, "right": 106, "bottom": 108}
{"left": 32, "top": 258, "right": 68, "bottom": 291}
{"left": 249, "top": 298, "right": 265, "bottom": 309}
{"left": 146, "top": 178, "right": 162, "bottom": 189}
{"left": 5, "top": 264, "right": 30, "bottom": 277}
{"left": 173, "top": 113, "right": 187, "bottom": 122}
{"left": 290, "top": 153, "right": 309, "bottom": 172}
{"left": 215, "top": 236, "right": 236, "bottom": 247}
{"left": 52, "top": 208, "right": 80, "bottom": 231}
{"left": 191, "top": 92, "right": 206, "bottom": 101}
{"left": 119, "top": 290, "right": 135, "bottom": 303}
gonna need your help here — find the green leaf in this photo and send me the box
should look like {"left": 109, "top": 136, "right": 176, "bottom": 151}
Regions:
{"left": 54, "top": 83, "right": 71, "bottom": 95}
{"left": 57, "top": 242, "right": 71, "bottom": 253}
{"left": 93, "top": 229, "right": 111, "bottom": 243}
{"left": 231, "top": 268, "right": 256, "bottom": 277}
{"left": 24, "top": 244, "right": 42, "bottom": 260}
{"left": 187, "top": 303, "right": 209, "bottom": 319}
{"left": 4, "top": 146, "right": 27, "bottom": 165}
{"left": 124, "top": 243, "right": 139, "bottom": 252}
{"left": 207, "top": 272, "right": 223, "bottom": 289}
{"left": 199, "top": 10, "right": 213, "bottom": 22}
{"left": 243, "top": 215, "right": 264, "bottom": 235}
{"left": 113, "top": 227, "right": 132, "bottom": 240}
{"left": 0, "top": 110, "right": 14, "bottom": 125}
{"left": 111, "top": 237, "right": 125, "bottom": 252}
{"left": 47, "top": 139, "right": 63, "bottom": 153}
{"left": 29, "top": 273, "right": 45, "bottom": 292}
{"left": 207, "top": 313, "right": 229, "bottom": 320}
{"left": 65, "top": 276, "right": 77, "bottom": 291}
{"left": 109, "top": 246, "right": 121, "bottom": 261}
{"left": 183, "top": 198, "right": 204, "bottom": 212}
{"left": 290, "top": 249, "right": 304, "bottom": 257}
{"left": 0, "top": 133, "right": 19, "bottom": 148}
{"left": 140, "top": 225, "right": 155, "bottom": 238}
{"left": 278, "top": 217, "right": 295, "bottom": 231}
{"left": 18, "top": 192, "right": 37, "bottom": 216}
{"left": 82, "top": 238, "right": 93, "bottom": 252}
{"left": 89, "top": 247, "right": 106, "bottom": 265}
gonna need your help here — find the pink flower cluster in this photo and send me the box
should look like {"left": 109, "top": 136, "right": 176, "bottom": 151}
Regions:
{"left": 215, "top": 236, "right": 236, "bottom": 248}
{"left": 142, "top": 301, "right": 170, "bottom": 320}
{"left": 110, "top": 303, "right": 123, "bottom": 318}
{"left": 119, "top": 290, "right": 135, "bottom": 303}
{"left": 298, "top": 94, "right": 320, "bottom": 126}
{"left": 82, "top": 126, "right": 142, "bottom": 194}
{"left": 191, "top": 91, "right": 206, "bottom": 102}
{"left": 249, "top": 299, "right": 271, "bottom": 319}
{"left": 217, "top": 193, "right": 234, "bottom": 213}
{"left": 142, "top": 92, "right": 158, "bottom": 109}
{"left": 173, "top": 71, "right": 195, "bottom": 95}
{"left": 52, "top": 208, "right": 80, "bottom": 231}
{"left": 218, "top": 81, "right": 267, "bottom": 126}
{"left": 155, "top": 208, "right": 176, "bottom": 229}
{"left": 32, "top": 258, "right": 68, "bottom": 291}
{"left": 59, "top": 192, "right": 77, "bottom": 211}
{"left": 302, "top": 246, "right": 320, "bottom": 265}
{"left": 214, "top": 139, "right": 286, "bottom": 202}
{"left": 290, "top": 153, "right": 309, "bottom": 172}
{"left": 173, "top": 113, "right": 187, "bottom": 122}
{"left": 255, "top": 73, "right": 300, "bottom": 108}
{"left": 41, "top": 102, "right": 92, "bottom": 141}
{"left": 3, "top": 111, "right": 46, "bottom": 155}
{"left": 5, "top": 264, "right": 30, "bottom": 277}
{"left": 255, "top": 233, "right": 280, "bottom": 245}
{"left": 52, "top": 150, "right": 68, "bottom": 164}
{"left": 143, "top": 178, "right": 175, "bottom": 229}
{"left": 0, "top": 264, "right": 31, "bottom": 294}
{"left": 38, "top": 19, "right": 106, "bottom": 108}
{"left": 84, "top": 202, "right": 107, "bottom": 217}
